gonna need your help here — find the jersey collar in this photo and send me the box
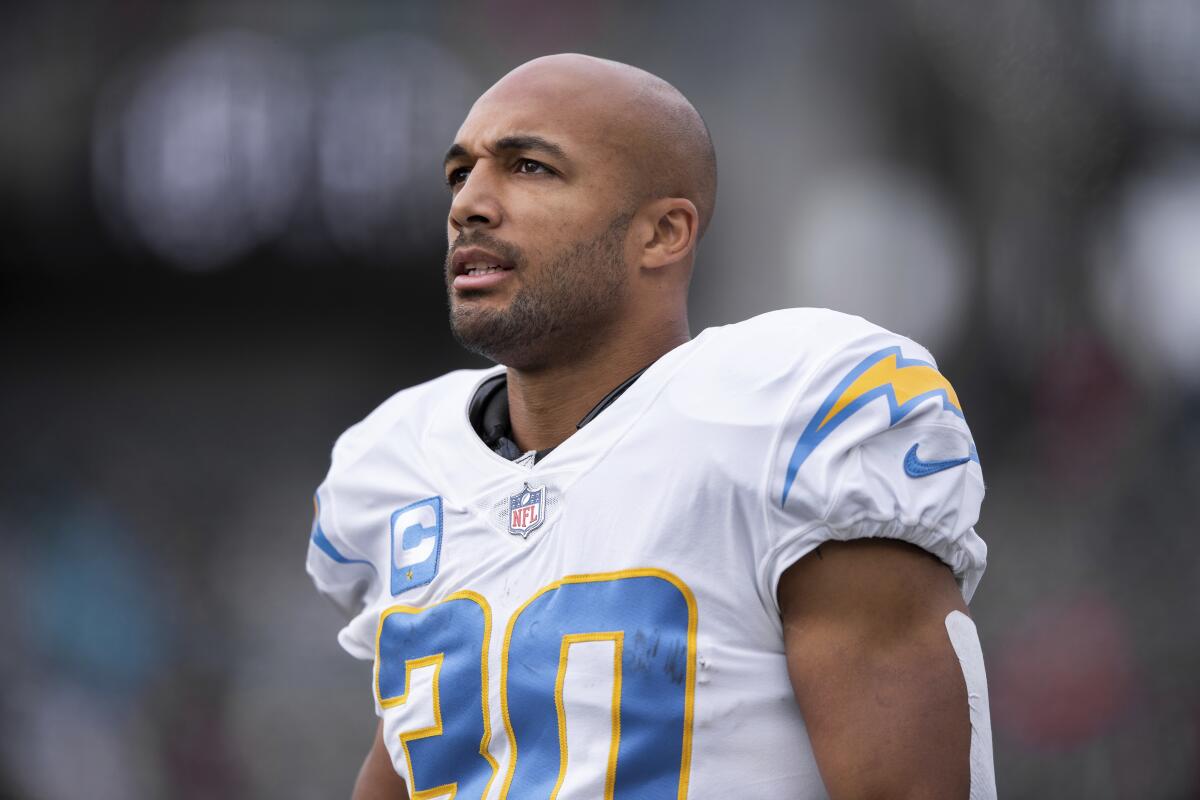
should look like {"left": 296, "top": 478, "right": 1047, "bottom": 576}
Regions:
{"left": 467, "top": 365, "right": 653, "bottom": 464}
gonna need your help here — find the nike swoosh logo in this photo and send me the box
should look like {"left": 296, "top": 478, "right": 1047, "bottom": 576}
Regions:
{"left": 903, "top": 444, "right": 975, "bottom": 478}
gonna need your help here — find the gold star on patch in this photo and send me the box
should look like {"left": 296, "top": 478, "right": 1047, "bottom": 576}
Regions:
{"left": 406, "top": 569, "right": 414, "bottom": 580}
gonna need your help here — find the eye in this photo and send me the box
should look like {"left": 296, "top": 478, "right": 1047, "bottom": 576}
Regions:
{"left": 516, "top": 158, "right": 551, "bottom": 175}
{"left": 446, "top": 166, "right": 471, "bottom": 187}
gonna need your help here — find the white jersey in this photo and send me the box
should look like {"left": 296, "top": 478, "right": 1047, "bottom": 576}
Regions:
{"left": 307, "top": 308, "right": 987, "bottom": 799}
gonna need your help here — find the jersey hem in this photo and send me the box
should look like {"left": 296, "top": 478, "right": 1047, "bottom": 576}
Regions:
{"left": 763, "top": 513, "right": 985, "bottom": 613}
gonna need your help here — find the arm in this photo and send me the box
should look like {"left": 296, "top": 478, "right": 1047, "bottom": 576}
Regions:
{"left": 352, "top": 721, "right": 409, "bottom": 800}
{"left": 779, "top": 538, "right": 972, "bottom": 799}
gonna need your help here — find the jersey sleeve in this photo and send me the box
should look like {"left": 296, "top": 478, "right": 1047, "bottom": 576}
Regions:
{"left": 761, "top": 330, "right": 987, "bottom": 610}
{"left": 305, "top": 437, "right": 385, "bottom": 662}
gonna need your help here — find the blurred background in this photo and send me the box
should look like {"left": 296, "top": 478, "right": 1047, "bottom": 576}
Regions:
{"left": 1, "top": 0, "right": 1198, "bottom": 797}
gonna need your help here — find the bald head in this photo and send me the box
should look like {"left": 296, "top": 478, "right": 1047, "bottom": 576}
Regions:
{"left": 477, "top": 54, "right": 718, "bottom": 237}
{"left": 445, "top": 55, "right": 708, "bottom": 369}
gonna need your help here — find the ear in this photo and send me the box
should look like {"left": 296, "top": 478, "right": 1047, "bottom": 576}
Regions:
{"left": 638, "top": 198, "right": 699, "bottom": 270}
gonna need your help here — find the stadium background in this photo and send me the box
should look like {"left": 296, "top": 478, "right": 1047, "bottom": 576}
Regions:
{"left": 2, "top": 1, "right": 1198, "bottom": 797}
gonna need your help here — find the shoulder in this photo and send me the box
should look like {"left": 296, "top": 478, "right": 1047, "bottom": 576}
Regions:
{"left": 749, "top": 311, "right": 985, "bottom": 602}
{"left": 307, "top": 366, "right": 499, "bottom": 655}
{"left": 330, "top": 366, "right": 500, "bottom": 471}
{"left": 711, "top": 306, "right": 890, "bottom": 342}
{"left": 701, "top": 307, "right": 935, "bottom": 372}
{"left": 651, "top": 308, "right": 986, "bottom": 604}
{"left": 663, "top": 307, "right": 930, "bottom": 422}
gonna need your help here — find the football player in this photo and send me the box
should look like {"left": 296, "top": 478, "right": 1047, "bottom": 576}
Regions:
{"left": 309, "top": 54, "right": 995, "bottom": 799}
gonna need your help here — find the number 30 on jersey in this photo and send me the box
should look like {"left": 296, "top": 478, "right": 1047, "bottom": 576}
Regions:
{"left": 374, "top": 569, "right": 697, "bottom": 799}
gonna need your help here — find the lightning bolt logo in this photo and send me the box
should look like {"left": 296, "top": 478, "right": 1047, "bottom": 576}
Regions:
{"left": 780, "top": 346, "right": 968, "bottom": 505}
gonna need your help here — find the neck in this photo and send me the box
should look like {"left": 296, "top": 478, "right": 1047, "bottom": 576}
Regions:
{"left": 505, "top": 319, "right": 690, "bottom": 453}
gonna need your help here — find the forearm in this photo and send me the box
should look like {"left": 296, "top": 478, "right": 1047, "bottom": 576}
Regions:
{"left": 352, "top": 721, "right": 409, "bottom": 800}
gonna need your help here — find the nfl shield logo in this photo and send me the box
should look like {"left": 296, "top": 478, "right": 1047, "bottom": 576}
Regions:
{"left": 508, "top": 482, "right": 545, "bottom": 538}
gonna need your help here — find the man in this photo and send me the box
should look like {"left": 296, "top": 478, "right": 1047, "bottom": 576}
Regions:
{"left": 308, "top": 54, "right": 995, "bottom": 799}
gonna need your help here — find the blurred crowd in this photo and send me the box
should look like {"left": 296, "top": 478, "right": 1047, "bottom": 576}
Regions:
{"left": 2, "top": 1, "right": 1199, "bottom": 797}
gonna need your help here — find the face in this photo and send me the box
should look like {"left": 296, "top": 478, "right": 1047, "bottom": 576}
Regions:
{"left": 442, "top": 76, "right": 639, "bottom": 369}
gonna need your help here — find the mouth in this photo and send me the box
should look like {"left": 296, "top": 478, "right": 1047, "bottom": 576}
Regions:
{"left": 450, "top": 246, "right": 516, "bottom": 292}
{"left": 461, "top": 263, "right": 509, "bottom": 276}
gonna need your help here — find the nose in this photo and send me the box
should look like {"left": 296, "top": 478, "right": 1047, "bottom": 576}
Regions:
{"left": 448, "top": 166, "right": 502, "bottom": 233}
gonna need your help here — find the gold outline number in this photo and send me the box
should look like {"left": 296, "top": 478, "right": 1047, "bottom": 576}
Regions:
{"left": 374, "top": 591, "right": 499, "bottom": 800}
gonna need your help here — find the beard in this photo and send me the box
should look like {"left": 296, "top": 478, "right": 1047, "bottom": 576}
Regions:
{"left": 446, "top": 213, "right": 632, "bottom": 369}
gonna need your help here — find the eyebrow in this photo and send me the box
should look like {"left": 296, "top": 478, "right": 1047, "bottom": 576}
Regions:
{"left": 442, "top": 135, "right": 569, "bottom": 167}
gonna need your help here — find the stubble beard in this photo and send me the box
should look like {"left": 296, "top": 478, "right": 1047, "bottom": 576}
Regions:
{"left": 446, "top": 214, "right": 632, "bottom": 369}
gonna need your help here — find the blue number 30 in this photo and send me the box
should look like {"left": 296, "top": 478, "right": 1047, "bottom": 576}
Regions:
{"left": 375, "top": 570, "right": 697, "bottom": 799}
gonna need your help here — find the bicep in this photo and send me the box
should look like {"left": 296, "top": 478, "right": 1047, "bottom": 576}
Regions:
{"left": 779, "top": 538, "right": 972, "bottom": 800}
{"left": 352, "top": 720, "right": 409, "bottom": 800}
